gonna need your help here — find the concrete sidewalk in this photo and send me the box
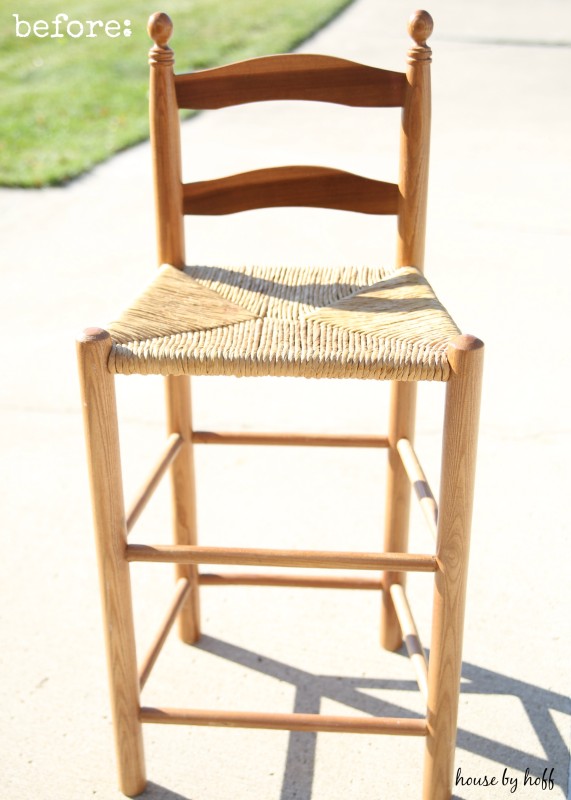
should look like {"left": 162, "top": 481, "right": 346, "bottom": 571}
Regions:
{"left": 1, "top": 0, "right": 570, "bottom": 797}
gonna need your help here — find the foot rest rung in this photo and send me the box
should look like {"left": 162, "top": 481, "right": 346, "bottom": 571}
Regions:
{"left": 127, "top": 544, "right": 437, "bottom": 572}
{"left": 140, "top": 706, "right": 427, "bottom": 736}
{"left": 199, "top": 572, "right": 384, "bottom": 589}
{"left": 192, "top": 431, "right": 390, "bottom": 448}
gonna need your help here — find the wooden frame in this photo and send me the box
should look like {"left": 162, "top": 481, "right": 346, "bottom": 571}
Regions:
{"left": 77, "top": 9, "right": 484, "bottom": 800}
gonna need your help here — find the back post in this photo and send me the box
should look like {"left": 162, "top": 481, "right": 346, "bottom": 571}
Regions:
{"left": 381, "top": 10, "right": 433, "bottom": 651}
{"left": 148, "top": 12, "right": 201, "bottom": 643}
{"left": 148, "top": 11, "right": 185, "bottom": 267}
{"left": 397, "top": 8, "right": 432, "bottom": 270}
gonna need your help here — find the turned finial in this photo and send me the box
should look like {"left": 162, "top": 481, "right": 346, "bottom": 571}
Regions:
{"left": 408, "top": 10, "right": 433, "bottom": 45}
{"left": 148, "top": 12, "right": 174, "bottom": 65}
{"left": 148, "top": 12, "right": 173, "bottom": 46}
{"left": 407, "top": 10, "right": 433, "bottom": 62}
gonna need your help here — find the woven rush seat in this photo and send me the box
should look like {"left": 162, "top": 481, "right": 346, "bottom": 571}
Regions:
{"left": 108, "top": 263, "right": 460, "bottom": 380}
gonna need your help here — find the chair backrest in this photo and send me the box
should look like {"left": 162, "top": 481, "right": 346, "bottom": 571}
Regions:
{"left": 146, "top": 10, "right": 433, "bottom": 273}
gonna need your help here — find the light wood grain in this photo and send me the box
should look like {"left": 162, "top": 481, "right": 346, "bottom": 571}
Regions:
{"left": 199, "top": 573, "right": 384, "bottom": 589}
{"left": 148, "top": 14, "right": 185, "bottom": 269}
{"left": 423, "top": 334, "right": 484, "bottom": 800}
{"left": 396, "top": 11, "right": 432, "bottom": 270}
{"left": 140, "top": 706, "right": 427, "bottom": 735}
{"left": 182, "top": 166, "right": 399, "bottom": 216}
{"left": 381, "top": 381, "right": 417, "bottom": 650}
{"left": 381, "top": 9, "right": 433, "bottom": 652}
{"left": 148, "top": 13, "right": 202, "bottom": 645}
{"left": 174, "top": 53, "right": 406, "bottom": 109}
{"left": 191, "top": 431, "right": 390, "bottom": 448}
{"left": 77, "top": 328, "right": 146, "bottom": 797}
{"left": 127, "top": 544, "right": 437, "bottom": 572}
{"left": 165, "top": 376, "right": 201, "bottom": 643}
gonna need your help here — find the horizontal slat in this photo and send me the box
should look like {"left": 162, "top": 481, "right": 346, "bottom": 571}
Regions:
{"left": 140, "top": 706, "right": 427, "bottom": 735}
{"left": 183, "top": 166, "right": 398, "bottom": 216}
{"left": 139, "top": 578, "right": 191, "bottom": 690}
{"left": 396, "top": 438, "right": 438, "bottom": 540}
{"left": 126, "top": 433, "right": 183, "bottom": 534}
{"left": 126, "top": 544, "right": 437, "bottom": 572}
{"left": 192, "top": 431, "right": 390, "bottom": 448}
{"left": 199, "top": 572, "right": 384, "bottom": 590}
{"left": 175, "top": 53, "right": 407, "bottom": 109}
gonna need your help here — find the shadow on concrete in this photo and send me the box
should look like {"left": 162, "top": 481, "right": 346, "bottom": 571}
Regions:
{"left": 142, "top": 784, "right": 193, "bottom": 800}
{"left": 142, "top": 634, "right": 570, "bottom": 799}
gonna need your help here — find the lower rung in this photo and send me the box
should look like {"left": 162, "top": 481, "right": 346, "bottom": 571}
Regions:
{"left": 192, "top": 431, "right": 389, "bottom": 448}
{"left": 140, "top": 707, "right": 427, "bottom": 736}
{"left": 126, "top": 544, "right": 436, "bottom": 572}
{"left": 199, "top": 573, "right": 384, "bottom": 590}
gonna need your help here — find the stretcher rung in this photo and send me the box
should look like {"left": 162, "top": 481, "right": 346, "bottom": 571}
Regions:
{"left": 199, "top": 572, "right": 384, "bottom": 589}
{"left": 192, "top": 430, "right": 390, "bottom": 448}
{"left": 138, "top": 578, "right": 191, "bottom": 690}
{"left": 127, "top": 544, "right": 437, "bottom": 572}
{"left": 140, "top": 706, "right": 427, "bottom": 736}
{"left": 397, "top": 438, "right": 438, "bottom": 540}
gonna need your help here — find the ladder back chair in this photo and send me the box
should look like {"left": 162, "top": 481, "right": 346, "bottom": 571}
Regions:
{"left": 77, "top": 9, "right": 484, "bottom": 799}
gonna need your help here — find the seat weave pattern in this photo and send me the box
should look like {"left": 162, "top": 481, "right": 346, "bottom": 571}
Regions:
{"left": 107, "top": 264, "right": 460, "bottom": 380}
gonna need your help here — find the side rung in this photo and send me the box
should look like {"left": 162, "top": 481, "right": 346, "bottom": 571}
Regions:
{"left": 390, "top": 584, "right": 429, "bottom": 702}
{"left": 140, "top": 706, "right": 427, "bottom": 736}
{"left": 192, "top": 431, "right": 389, "bottom": 448}
{"left": 126, "top": 544, "right": 437, "bottom": 572}
{"left": 139, "top": 578, "right": 191, "bottom": 690}
{"left": 199, "top": 572, "right": 384, "bottom": 590}
{"left": 126, "top": 433, "right": 183, "bottom": 533}
{"left": 396, "top": 438, "right": 438, "bottom": 540}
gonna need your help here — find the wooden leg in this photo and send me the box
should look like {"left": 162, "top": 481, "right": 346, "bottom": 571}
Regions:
{"left": 77, "top": 328, "right": 146, "bottom": 797}
{"left": 423, "top": 335, "right": 484, "bottom": 800}
{"left": 381, "top": 381, "right": 417, "bottom": 650}
{"left": 165, "top": 375, "right": 201, "bottom": 643}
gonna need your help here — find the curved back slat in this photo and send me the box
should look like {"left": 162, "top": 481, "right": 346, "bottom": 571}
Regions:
{"left": 182, "top": 166, "right": 399, "bottom": 215}
{"left": 175, "top": 53, "right": 407, "bottom": 109}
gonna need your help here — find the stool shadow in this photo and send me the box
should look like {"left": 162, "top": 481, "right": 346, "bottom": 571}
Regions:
{"left": 144, "top": 634, "right": 570, "bottom": 800}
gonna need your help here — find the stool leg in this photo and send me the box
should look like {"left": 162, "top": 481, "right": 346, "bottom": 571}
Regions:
{"left": 77, "top": 328, "right": 146, "bottom": 797}
{"left": 381, "top": 381, "right": 417, "bottom": 650}
{"left": 423, "top": 335, "right": 484, "bottom": 800}
{"left": 165, "top": 375, "right": 201, "bottom": 643}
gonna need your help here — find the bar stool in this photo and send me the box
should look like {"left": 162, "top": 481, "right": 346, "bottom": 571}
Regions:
{"left": 77, "top": 10, "right": 484, "bottom": 798}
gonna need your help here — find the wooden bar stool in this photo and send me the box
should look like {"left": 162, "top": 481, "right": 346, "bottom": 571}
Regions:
{"left": 77, "top": 10, "right": 484, "bottom": 799}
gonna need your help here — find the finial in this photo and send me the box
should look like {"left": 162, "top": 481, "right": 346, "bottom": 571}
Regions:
{"left": 148, "top": 12, "right": 173, "bottom": 47}
{"left": 407, "top": 10, "right": 433, "bottom": 63}
{"left": 148, "top": 12, "right": 174, "bottom": 66}
{"left": 408, "top": 10, "right": 433, "bottom": 46}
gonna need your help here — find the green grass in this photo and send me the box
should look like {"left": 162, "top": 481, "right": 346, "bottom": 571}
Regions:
{"left": 0, "top": 0, "right": 353, "bottom": 187}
